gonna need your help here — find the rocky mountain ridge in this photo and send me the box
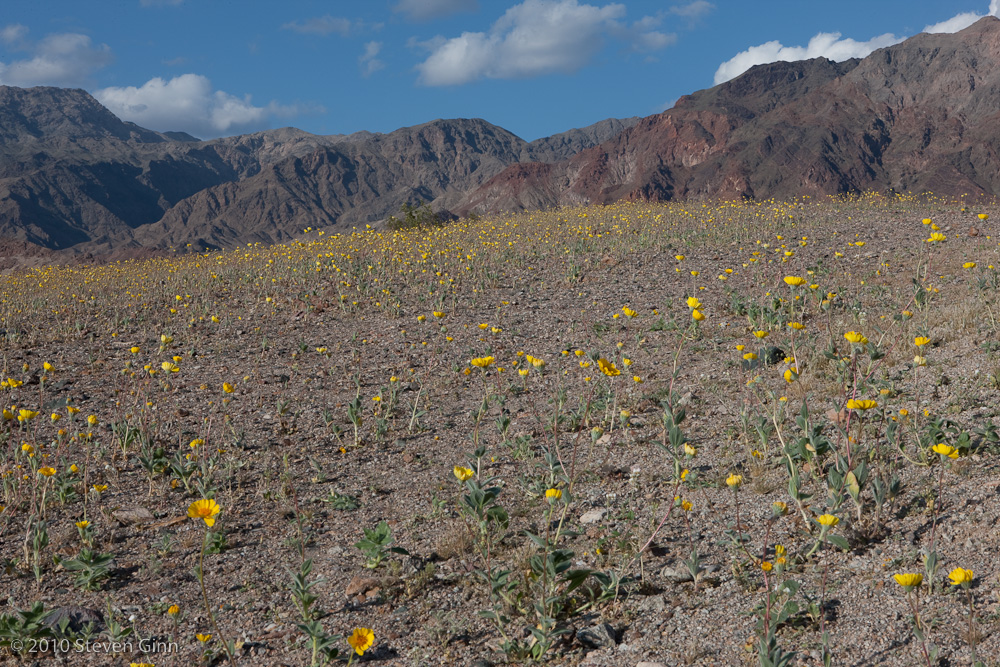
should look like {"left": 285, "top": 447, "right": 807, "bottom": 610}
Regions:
{"left": 458, "top": 17, "right": 1000, "bottom": 214}
{"left": 0, "top": 85, "right": 638, "bottom": 253}
{"left": 4, "top": 17, "right": 1000, "bottom": 256}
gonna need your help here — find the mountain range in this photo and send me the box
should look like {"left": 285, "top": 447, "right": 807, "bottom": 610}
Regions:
{"left": 2, "top": 16, "right": 1000, "bottom": 258}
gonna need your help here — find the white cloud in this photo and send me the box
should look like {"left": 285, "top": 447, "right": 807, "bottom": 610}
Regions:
{"left": 613, "top": 14, "right": 676, "bottom": 52}
{"left": 0, "top": 23, "right": 28, "bottom": 46}
{"left": 359, "top": 41, "right": 384, "bottom": 77}
{"left": 669, "top": 1, "right": 714, "bottom": 19}
{"left": 0, "top": 29, "right": 112, "bottom": 87}
{"left": 713, "top": 31, "right": 901, "bottom": 85}
{"left": 632, "top": 30, "right": 676, "bottom": 51}
{"left": 282, "top": 15, "right": 354, "bottom": 36}
{"left": 923, "top": 1, "right": 1000, "bottom": 33}
{"left": 94, "top": 74, "right": 307, "bottom": 138}
{"left": 394, "top": 0, "right": 479, "bottom": 21}
{"left": 924, "top": 12, "right": 983, "bottom": 34}
{"left": 416, "top": 0, "right": 670, "bottom": 86}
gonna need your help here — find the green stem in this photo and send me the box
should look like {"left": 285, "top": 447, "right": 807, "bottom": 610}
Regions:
{"left": 199, "top": 528, "right": 235, "bottom": 667}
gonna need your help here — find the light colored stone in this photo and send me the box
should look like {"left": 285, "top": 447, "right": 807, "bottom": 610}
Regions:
{"left": 580, "top": 508, "right": 607, "bottom": 524}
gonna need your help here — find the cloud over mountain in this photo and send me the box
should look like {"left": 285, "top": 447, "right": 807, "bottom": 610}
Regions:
{"left": 94, "top": 74, "right": 305, "bottom": 138}
{"left": 715, "top": 1, "right": 1000, "bottom": 84}
{"left": 713, "top": 31, "right": 900, "bottom": 84}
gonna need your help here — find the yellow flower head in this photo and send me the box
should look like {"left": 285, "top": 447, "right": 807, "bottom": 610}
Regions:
{"left": 963, "top": 262, "right": 976, "bottom": 269}
{"left": 948, "top": 567, "right": 974, "bottom": 587}
{"left": 470, "top": 356, "right": 495, "bottom": 368}
{"left": 161, "top": 361, "right": 180, "bottom": 373}
{"left": 92, "top": 484, "right": 108, "bottom": 493}
{"left": 914, "top": 336, "right": 930, "bottom": 347}
{"left": 692, "top": 309, "right": 705, "bottom": 321}
{"left": 348, "top": 627, "right": 375, "bottom": 656}
{"left": 772, "top": 501, "right": 788, "bottom": 516}
{"left": 17, "top": 409, "right": 39, "bottom": 422}
{"left": 815, "top": 514, "right": 839, "bottom": 528}
{"left": 622, "top": 306, "right": 637, "bottom": 318}
{"left": 597, "top": 358, "right": 620, "bottom": 377}
{"left": 753, "top": 330, "right": 769, "bottom": 339}
{"left": 75, "top": 520, "right": 90, "bottom": 529}
{"left": 453, "top": 466, "right": 474, "bottom": 482}
{"left": 783, "top": 276, "right": 806, "bottom": 287}
{"left": 787, "top": 322, "right": 804, "bottom": 330}
{"left": 187, "top": 498, "right": 221, "bottom": 527}
{"left": 846, "top": 399, "right": 877, "bottom": 411}
{"left": 843, "top": 331, "right": 868, "bottom": 345}
{"left": 683, "top": 444, "right": 697, "bottom": 457}
{"left": 725, "top": 473, "right": 743, "bottom": 489}
{"left": 38, "top": 466, "right": 56, "bottom": 477}
{"left": 196, "top": 633, "right": 212, "bottom": 642}
{"left": 893, "top": 573, "right": 923, "bottom": 590}
{"left": 545, "top": 488, "right": 562, "bottom": 500}
{"left": 168, "top": 604, "right": 180, "bottom": 615}
{"left": 223, "top": 382, "right": 234, "bottom": 394}
{"left": 931, "top": 443, "right": 959, "bottom": 459}
{"left": 686, "top": 296, "right": 701, "bottom": 310}
{"left": 913, "top": 355, "right": 927, "bottom": 367}
{"left": 927, "top": 232, "right": 947, "bottom": 243}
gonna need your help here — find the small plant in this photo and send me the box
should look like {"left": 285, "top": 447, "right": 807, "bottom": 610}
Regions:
{"left": 0, "top": 602, "right": 53, "bottom": 655}
{"left": 188, "top": 498, "right": 236, "bottom": 666}
{"left": 289, "top": 559, "right": 343, "bottom": 666}
{"left": 321, "top": 491, "right": 360, "bottom": 511}
{"left": 57, "top": 548, "right": 115, "bottom": 591}
{"left": 354, "top": 520, "right": 408, "bottom": 569}
{"left": 27, "top": 517, "right": 48, "bottom": 583}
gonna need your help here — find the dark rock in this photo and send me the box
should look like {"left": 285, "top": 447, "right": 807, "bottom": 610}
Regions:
{"left": 577, "top": 623, "right": 618, "bottom": 649}
{"left": 44, "top": 606, "right": 104, "bottom": 633}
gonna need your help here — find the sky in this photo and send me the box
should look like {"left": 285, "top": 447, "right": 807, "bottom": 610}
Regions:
{"left": 1, "top": 0, "right": 998, "bottom": 141}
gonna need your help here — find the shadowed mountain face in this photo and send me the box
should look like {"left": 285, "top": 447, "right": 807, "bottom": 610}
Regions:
{"left": 0, "top": 86, "right": 637, "bottom": 252}
{"left": 459, "top": 16, "right": 1000, "bottom": 215}
{"left": 4, "top": 17, "right": 1000, "bottom": 255}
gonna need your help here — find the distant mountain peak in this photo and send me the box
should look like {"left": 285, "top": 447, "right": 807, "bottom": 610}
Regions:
{"left": 458, "top": 19, "right": 1000, "bottom": 215}
{"left": 0, "top": 85, "right": 638, "bottom": 254}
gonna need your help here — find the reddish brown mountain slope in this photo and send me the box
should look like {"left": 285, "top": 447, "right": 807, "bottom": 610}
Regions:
{"left": 460, "top": 17, "right": 1000, "bottom": 215}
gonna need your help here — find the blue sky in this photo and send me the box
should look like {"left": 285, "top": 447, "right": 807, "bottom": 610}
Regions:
{"left": 1, "top": 0, "right": 997, "bottom": 141}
